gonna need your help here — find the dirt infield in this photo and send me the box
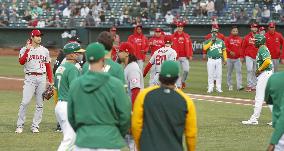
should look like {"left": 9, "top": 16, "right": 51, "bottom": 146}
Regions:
{"left": 0, "top": 48, "right": 59, "bottom": 57}
{"left": 0, "top": 78, "right": 23, "bottom": 91}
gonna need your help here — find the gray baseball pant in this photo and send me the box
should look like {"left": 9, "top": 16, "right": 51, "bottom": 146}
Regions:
{"left": 245, "top": 56, "right": 257, "bottom": 88}
{"left": 272, "top": 59, "right": 279, "bottom": 72}
{"left": 227, "top": 58, "right": 243, "bottom": 89}
{"left": 16, "top": 75, "right": 46, "bottom": 128}
{"left": 178, "top": 57, "right": 190, "bottom": 83}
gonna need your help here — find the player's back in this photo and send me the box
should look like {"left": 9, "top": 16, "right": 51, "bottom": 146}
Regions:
{"left": 150, "top": 47, "right": 177, "bottom": 73}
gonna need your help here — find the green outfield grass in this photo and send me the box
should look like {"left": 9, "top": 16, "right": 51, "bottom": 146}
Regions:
{"left": 0, "top": 55, "right": 280, "bottom": 150}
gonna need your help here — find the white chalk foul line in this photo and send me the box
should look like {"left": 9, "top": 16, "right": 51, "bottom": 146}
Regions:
{"left": 0, "top": 76, "right": 24, "bottom": 81}
{"left": 187, "top": 93, "right": 253, "bottom": 102}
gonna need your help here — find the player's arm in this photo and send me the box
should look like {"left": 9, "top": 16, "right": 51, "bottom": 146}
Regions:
{"left": 143, "top": 54, "right": 155, "bottom": 77}
{"left": 45, "top": 50, "right": 53, "bottom": 84}
{"left": 257, "top": 58, "right": 272, "bottom": 72}
{"left": 128, "top": 70, "right": 143, "bottom": 104}
{"left": 67, "top": 81, "right": 77, "bottom": 131}
{"left": 203, "top": 40, "right": 213, "bottom": 52}
{"left": 279, "top": 34, "right": 284, "bottom": 60}
{"left": 187, "top": 35, "right": 193, "bottom": 59}
{"left": 114, "top": 80, "right": 131, "bottom": 137}
{"left": 19, "top": 47, "right": 30, "bottom": 65}
{"left": 177, "top": 90, "right": 197, "bottom": 151}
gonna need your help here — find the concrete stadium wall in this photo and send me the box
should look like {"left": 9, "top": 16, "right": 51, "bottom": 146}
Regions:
{"left": 0, "top": 24, "right": 283, "bottom": 53}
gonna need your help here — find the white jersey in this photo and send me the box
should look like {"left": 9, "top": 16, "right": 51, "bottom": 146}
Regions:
{"left": 149, "top": 46, "right": 177, "bottom": 73}
{"left": 124, "top": 62, "right": 144, "bottom": 90}
{"left": 19, "top": 45, "right": 51, "bottom": 73}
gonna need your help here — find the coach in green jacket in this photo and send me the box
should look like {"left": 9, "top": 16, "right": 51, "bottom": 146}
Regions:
{"left": 68, "top": 43, "right": 131, "bottom": 150}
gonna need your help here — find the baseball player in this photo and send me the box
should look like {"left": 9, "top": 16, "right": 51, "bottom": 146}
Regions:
{"left": 225, "top": 26, "right": 244, "bottom": 91}
{"left": 54, "top": 42, "right": 85, "bottom": 151}
{"left": 68, "top": 43, "right": 131, "bottom": 151}
{"left": 144, "top": 36, "right": 177, "bottom": 86}
{"left": 265, "top": 72, "right": 284, "bottom": 151}
{"left": 148, "top": 28, "right": 165, "bottom": 86}
{"left": 242, "top": 34, "right": 273, "bottom": 125}
{"left": 82, "top": 31, "right": 126, "bottom": 84}
{"left": 132, "top": 61, "right": 197, "bottom": 151}
{"left": 204, "top": 24, "right": 225, "bottom": 85}
{"left": 53, "top": 36, "right": 83, "bottom": 132}
{"left": 171, "top": 21, "right": 193, "bottom": 89}
{"left": 265, "top": 22, "right": 284, "bottom": 72}
{"left": 203, "top": 32, "right": 227, "bottom": 93}
{"left": 242, "top": 23, "right": 259, "bottom": 92}
{"left": 15, "top": 29, "right": 53, "bottom": 133}
{"left": 117, "top": 42, "right": 143, "bottom": 151}
{"left": 127, "top": 25, "right": 149, "bottom": 70}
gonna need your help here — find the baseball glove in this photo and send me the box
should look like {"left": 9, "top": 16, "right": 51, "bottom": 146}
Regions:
{"left": 42, "top": 85, "right": 54, "bottom": 101}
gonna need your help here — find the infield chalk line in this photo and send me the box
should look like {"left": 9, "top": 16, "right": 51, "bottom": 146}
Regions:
{"left": 0, "top": 76, "right": 24, "bottom": 81}
{"left": 187, "top": 93, "right": 253, "bottom": 102}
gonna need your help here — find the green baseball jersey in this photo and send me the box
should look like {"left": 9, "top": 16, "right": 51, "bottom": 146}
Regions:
{"left": 54, "top": 62, "right": 80, "bottom": 101}
{"left": 256, "top": 46, "right": 273, "bottom": 71}
{"left": 265, "top": 72, "right": 284, "bottom": 145}
{"left": 82, "top": 58, "right": 125, "bottom": 84}
{"left": 203, "top": 39, "right": 225, "bottom": 58}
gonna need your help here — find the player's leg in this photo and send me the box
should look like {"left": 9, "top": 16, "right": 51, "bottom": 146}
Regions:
{"left": 16, "top": 76, "right": 36, "bottom": 133}
{"left": 275, "top": 134, "right": 284, "bottom": 151}
{"left": 272, "top": 59, "right": 279, "bottom": 72}
{"left": 245, "top": 56, "right": 254, "bottom": 91}
{"left": 207, "top": 58, "right": 214, "bottom": 93}
{"left": 149, "top": 67, "right": 154, "bottom": 86}
{"left": 215, "top": 59, "right": 223, "bottom": 92}
{"left": 226, "top": 59, "right": 234, "bottom": 90}
{"left": 53, "top": 88, "right": 62, "bottom": 132}
{"left": 235, "top": 58, "right": 243, "bottom": 90}
{"left": 252, "top": 59, "right": 257, "bottom": 90}
{"left": 31, "top": 76, "right": 46, "bottom": 132}
{"left": 151, "top": 73, "right": 160, "bottom": 86}
{"left": 56, "top": 101, "right": 76, "bottom": 151}
{"left": 137, "top": 60, "right": 144, "bottom": 70}
{"left": 180, "top": 57, "right": 189, "bottom": 88}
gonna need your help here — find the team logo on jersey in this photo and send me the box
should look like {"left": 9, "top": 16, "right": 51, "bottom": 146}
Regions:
{"left": 28, "top": 55, "right": 47, "bottom": 62}
{"left": 56, "top": 66, "right": 65, "bottom": 74}
{"left": 131, "top": 78, "right": 138, "bottom": 84}
{"left": 248, "top": 37, "right": 255, "bottom": 44}
{"left": 276, "top": 38, "right": 279, "bottom": 43}
{"left": 178, "top": 37, "right": 184, "bottom": 43}
{"left": 134, "top": 38, "right": 142, "bottom": 45}
{"left": 209, "top": 43, "right": 223, "bottom": 51}
{"left": 230, "top": 39, "right": 241, "bottom": 46}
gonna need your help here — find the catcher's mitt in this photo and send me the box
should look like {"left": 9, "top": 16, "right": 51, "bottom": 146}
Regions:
{"left": 42, "top": 85, "right": 54, "bottom": 101}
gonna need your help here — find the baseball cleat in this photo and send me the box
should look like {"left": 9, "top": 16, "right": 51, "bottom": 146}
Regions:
{"left": 15, "top": 127, "right": 23, "bottom": 133}
{"left": 237, "top": 87, "right": 244, "bottom": 91}
{"left": 207, "top": 89, "right": 213, "bottom": 93}
{"left": 241, "top": 119, "right": 258, "bottom": 125}
{"left": 216, "top": 89, "right": 223, "bottom": 93}
{"left": 245, "top": 87, "right": 252, "bottom": 92}
{"left": 181, "top": 82, "right": 186, "bottom": 89}
{"left": 31, "top": 127, "right": 39, "bottom": 133}
{"left": 228, "top": 86, "right": 233, "bottom": 91}
{"left": 267, "top": 122, "right": 272, "bottom": 126}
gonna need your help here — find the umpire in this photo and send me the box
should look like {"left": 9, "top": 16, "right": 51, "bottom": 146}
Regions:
{"left": 132, "top": 60, "right": 197, "bottom": 151}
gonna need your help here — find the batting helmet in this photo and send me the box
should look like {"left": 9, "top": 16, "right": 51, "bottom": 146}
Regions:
{"left": 254, "top": 34, "right": 266, "bottom": 47}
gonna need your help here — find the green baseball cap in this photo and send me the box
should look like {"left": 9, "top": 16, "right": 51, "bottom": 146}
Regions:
{"left": 63, "top": 42, "right": 85, "bottom": 54}
{"left": 85, "top": 42, "right": 107, "bottom": 62}
{"left": 160, "top": 61, "right": 180, "bottom": 78}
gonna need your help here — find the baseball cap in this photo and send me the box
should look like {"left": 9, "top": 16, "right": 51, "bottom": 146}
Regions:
{"left": 259, "top": 26, "right": 266, "bottom": 31}
{"left": 176, "top": 21, "right": 185, "bottom": 27}
{"left": 155, "top": 28, "right": 162, "bottom": 32}
{"left": 63, "top": 42, "right": 85, "bottom": 54}
{"left": 164, "top": 35, "right": 172, "bottom": 44}
{"left": 250, "top": 23, "right": 258, "bottom": 28}
{"left": 211, "top": 24, "right": 219, "bottom": 32}
{"left": 118, "top": 42, "right": 136, "bottom": 56}
{"left": 31, "top": 29, "right": 43, "bottom": 37}
{"left": 85, "top": 43, "right": 107, "bottom": 62}
{"left": 69, "top": 36, "right": 81, "bottom": 43}
{"left": 160, "top": 61, "right": 180, "bottom": 78}
{"left": 268, "top": 22, "right": 275, "bottom": 28}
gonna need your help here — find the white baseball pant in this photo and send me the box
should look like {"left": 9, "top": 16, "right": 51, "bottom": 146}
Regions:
{"left": 275, "top": 134, "right": 284, "bottom": 151}
{"left": 178, "top": 57, "right": 190, "bottom": 83}
{"left": 245, "top": 56, "right": 257, "bottom": 88}
{"left": 227, "top": 58, "right": 243, "bottom": 89}
{"left": 207, "top": 58, "right": 222, "bottom": 91}
{"left": 55, "top": 101, "right": 76, "bottom": 151}
{"left": 272, "top": 59, "right": 279, "bottom": 72}
{"left": 249, "top": 70, "right": 273, "bottom": 121}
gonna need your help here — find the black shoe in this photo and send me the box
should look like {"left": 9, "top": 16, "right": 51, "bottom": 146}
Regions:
{"left": 237, "top": 87, "right": 244, "bottom": 91}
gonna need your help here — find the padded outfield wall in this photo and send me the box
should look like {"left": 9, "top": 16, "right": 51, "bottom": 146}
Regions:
{"left": 0, "top": 24, "right": 283, "bottom": 54}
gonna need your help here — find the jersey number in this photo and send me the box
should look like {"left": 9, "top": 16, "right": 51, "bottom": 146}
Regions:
{"left": 155, "top": 55, "right": 167, "bottom": 65}
{"left": 56, "top": 75, "right": 62, "bottom": 90}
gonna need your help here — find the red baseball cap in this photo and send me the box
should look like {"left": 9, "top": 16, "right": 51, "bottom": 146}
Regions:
{"left": 259, "top": 26, "right": 266, "bottom": 31}
{"left": 268, "top": 22, "right": 275, "bottom": 28}
{"left": 119, "top": 42, "right": 136, "bottom": 56}
{"left": 176, "top": 21, "right": 185, "bottom": 27}
{"left": 211, "top": 24, "right": 219, "bottom": 32}
{"left": 155, "top": 28, "right": 162, "bottom": 32}
{"left": 250, "top": 23, "right": 258, "bottom": 28}
{"left": 31, "top": 29, "right": 43, "bottom": 37}
{"left": 164, "top": 35, "right": 172, "bottom": 43}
